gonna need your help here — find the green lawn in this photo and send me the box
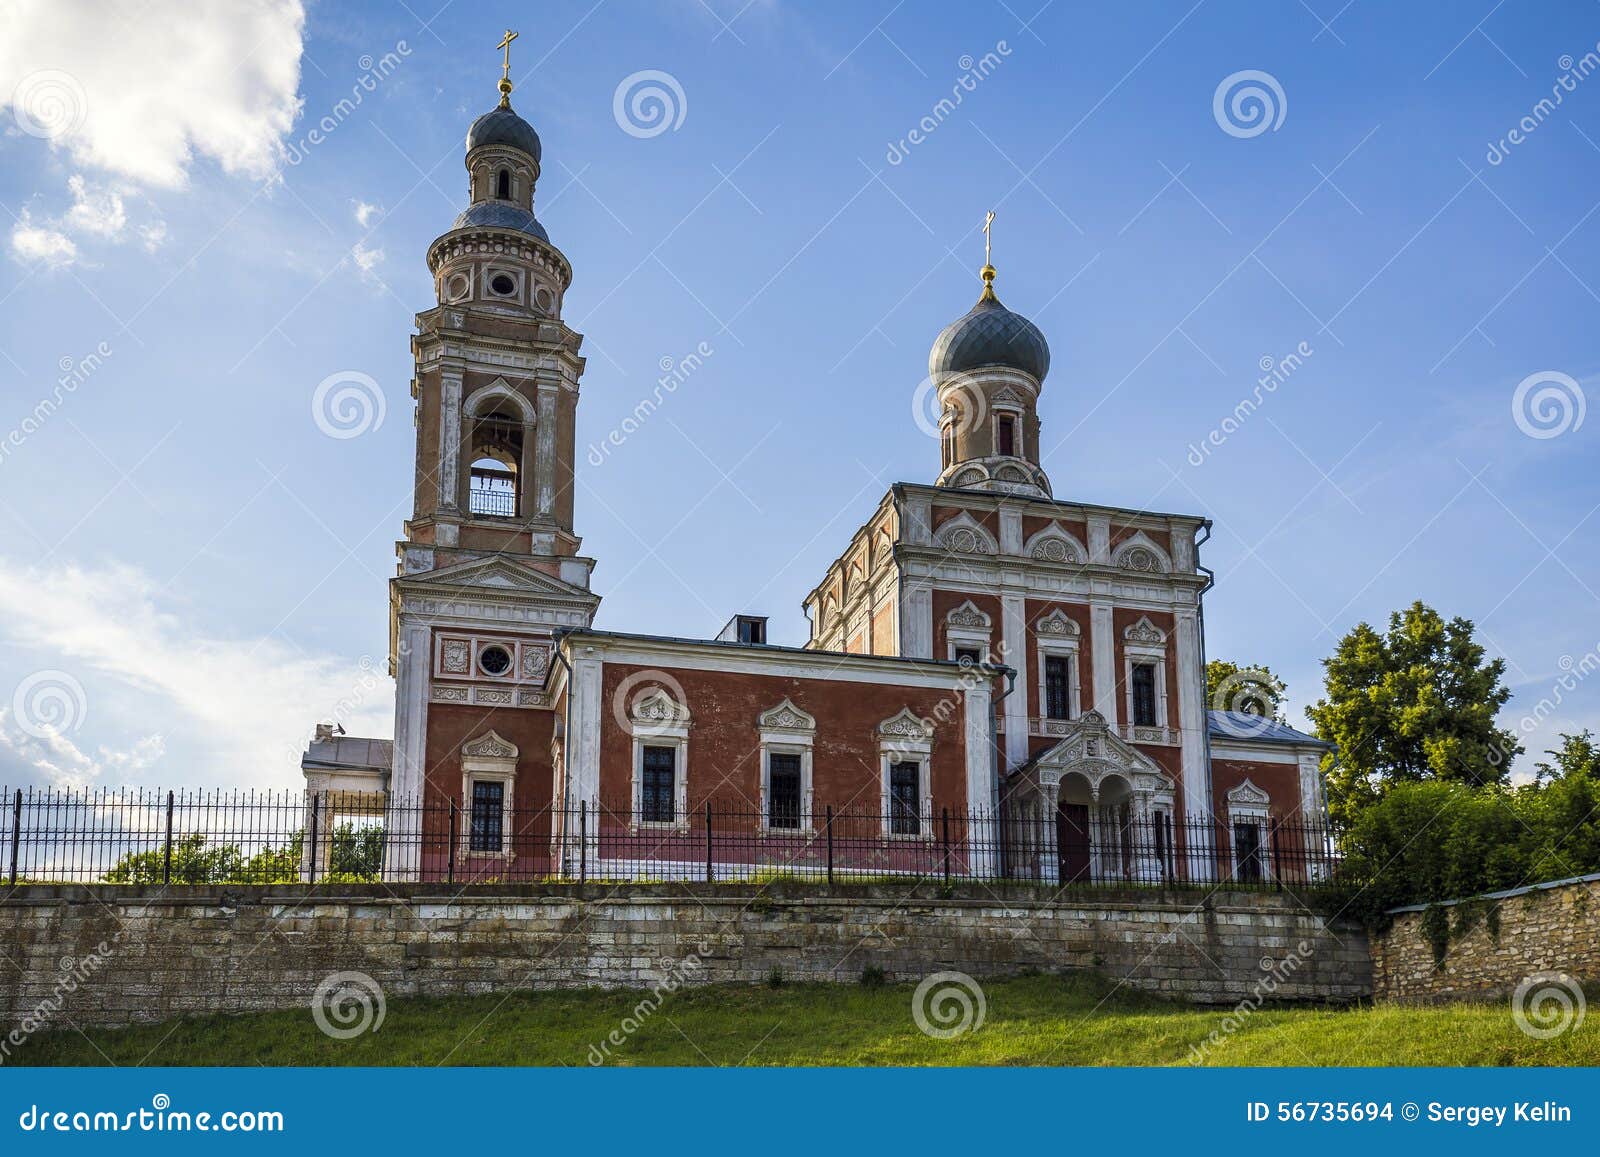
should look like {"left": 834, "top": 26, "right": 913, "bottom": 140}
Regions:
{"left": 16, "top": 974, "right": 1597, "bottom": 1067}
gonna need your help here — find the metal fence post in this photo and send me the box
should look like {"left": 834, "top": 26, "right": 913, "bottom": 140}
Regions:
{"left": 578, "top": 801, "right": 587, "bottom": 884}
{"left": 1271, "top": 825, "right": 1283, "bottom": 892}
{"left": 704, "top": 801, "right": 713, "bottom": 884}
{"left": 307, "top": 792, "right": 320, "bottom": 884}
{"left": 162, "top": 790, "right": 175, "bottom": 885}
{"left": 825, "top": 804, "right": 834, "bottom": 888}
{"left": 941, "top": 807, "right": 951, "bottom": 885}
{"left": 447, "top": 798, "right": 457, "bottom": 885}
{"left": 8, "top": 789, "right": 21, "bottom": 886}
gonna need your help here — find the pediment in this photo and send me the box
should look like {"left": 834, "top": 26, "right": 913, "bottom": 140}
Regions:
{"left": 395, "top": 555, "right": 595, "bottom": 602}
{"left": 758, "top": 697, "right": 816, "bottom": 734}
{"left": 462, "top": 729, "right": 518, "bottom": 760}
{"left": 1031, "top": 712, "right": 1173, "bottom": 795}
{"left": 1227, "top": 778, "right": 1271, "bottom": 808}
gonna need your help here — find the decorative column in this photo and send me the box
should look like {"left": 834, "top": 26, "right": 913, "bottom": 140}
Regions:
{"left": 533, "top": 373, "right": 560, "bottom": 519}
{"left": 438, "top": 373, "right": 463, "bottom": 513}
{"left": 901, "top": 580, "right": 933, "bottom": 658}
{"left": 1038, "top": 779, "right": 1061, "bottom": 884}
{"left": 1090, "top": 602, "right": 1116, "bottom": 716}
{"left": 566, "top": 649, "right": 604, "bottom": 873}
{"left": 962, "top": 679, "right": 996, "bottom": 875}
{"left": 1001, "top": 592, "right": 1028, "bottom": 769}
{"left": 385, "top": 615, "right": 431, "bottom": 881}
{"left": 1174, "top": 607, "right": 1212, "bottom": 880}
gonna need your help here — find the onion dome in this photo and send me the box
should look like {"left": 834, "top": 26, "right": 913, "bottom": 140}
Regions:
{"left": 928, "top": 267, "right": 1050, "bottom": 383}
{"left": 466, "top": 103, "right": 542, "bottom": 162}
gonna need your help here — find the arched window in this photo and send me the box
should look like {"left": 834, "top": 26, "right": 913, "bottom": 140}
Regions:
{"left": 469, "top": 455, "right": 517, "bottom": 517}
{"left": 496, "top": 169, "right": 510, "bottom": 199}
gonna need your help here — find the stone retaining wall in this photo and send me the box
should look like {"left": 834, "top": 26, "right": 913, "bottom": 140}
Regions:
{"left": 1371, "top": 873, "right": 1600, "bottom": 1001}
{"left": 0, "top": 883, "right": 1371, "bottom": 1030}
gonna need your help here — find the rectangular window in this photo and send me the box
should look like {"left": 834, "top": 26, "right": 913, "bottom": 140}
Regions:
{"left": 1131, "top": 662, "right": 1158, "bottom": 726}
{"left": 768, "top": 752, "right": 802, "bottom": 829}
{"left": 889, "top": 761, "right": 921, "bottom": 836}
{"left": 469, "top": 780, "right": 504, "bottom": 853}
{"left": 1044, "top": 654, "right": 1072, "bottom": 720}
{"left": 1234, "top": 821, "right": 1263, "bottom": 883}
{"left": 953, "top": 645, "right": 982, "bottom": 669}
{"left": 998, "top": 415, "right": 1015, "bottom": 457}
{"left": 737, "top": 617, "right": 766, "bottom": 645}
{"left": 641, "top": 745, "right": 676, "bottom": 824}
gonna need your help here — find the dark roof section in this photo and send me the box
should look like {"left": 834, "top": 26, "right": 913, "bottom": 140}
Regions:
{"left": 451, "top": 201, "right": 550, "bottom": 241}
{"left": 559, "top": 626, "right": 1014, "bottom": 676}
{"left": 1207, "top": 710, "right": 1330, "bottom": 748}
{"left": 928, "top": 291, "right": 1050, "bottom": 382}
{"left": 301, "top": 735, "right": 393, "bottom": 774}
{"left": 466, "top": 103, "right": 542, "bottom": 161}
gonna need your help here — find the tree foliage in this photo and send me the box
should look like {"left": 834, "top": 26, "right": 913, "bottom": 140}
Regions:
{"left": 1335, "top": 776, "right": 1600, "bottom": 928}
{"left": 1308, "top": 601, "right": 1518, "bottom": 825}
{"left": 1205, "top": 660, "right": 1286, "bottom": 720}
{"left": 102, "top": 823, "right": 383, "bottom": 884}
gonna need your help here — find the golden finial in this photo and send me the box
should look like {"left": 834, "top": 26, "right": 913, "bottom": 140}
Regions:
{"left": 980, "top": 210, "right": 997, "bottom": 301}
{"left": 496, "top": 29, "right": 519, "bottom": 107}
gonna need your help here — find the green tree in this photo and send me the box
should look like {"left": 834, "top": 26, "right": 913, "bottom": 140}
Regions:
{"left": 1205, "top": 660, "right": 1287, "bottom": 720}
{"left": 1308, "top": 601, "right": 1519, "bottom": 826}
{"left": 1534, "top": 730, "right": 1600, "bottom": 782}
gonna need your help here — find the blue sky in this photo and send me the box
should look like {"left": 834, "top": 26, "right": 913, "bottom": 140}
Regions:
{"left": 1, "top": 0, "right": 1598, "bottom": 790}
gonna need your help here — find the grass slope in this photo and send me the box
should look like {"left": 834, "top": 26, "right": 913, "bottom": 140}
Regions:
{"left": 15, "top": 974, "right": 1597, "bottom": 1067}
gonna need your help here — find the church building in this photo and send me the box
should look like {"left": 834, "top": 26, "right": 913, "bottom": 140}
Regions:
{"left": 303, "top": 46, "right": 1330, "bottom": 886}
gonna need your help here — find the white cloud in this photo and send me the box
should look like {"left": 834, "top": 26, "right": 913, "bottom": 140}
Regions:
{"left": 9, "top": 214, "right": 77, "bottom": 267}
{"left": 138, "top": 220, "right": 168, "bottom": 252}
{"left": 351, "top": 240, "right": 385, "bottom": 278}
{"left": 0, "top": 717, "right": 164, "bottom": 790}
{"left": 0, "top": 0, "right": 305, "bottom": 189}
{"left": 0, "top": 558, "right": 392, "bottom": 789}
{"left": 62, "top": 174, "right": 126, "bottom": 237}
{"left": 352, "top": 199, "right": 383, "bottom": 228}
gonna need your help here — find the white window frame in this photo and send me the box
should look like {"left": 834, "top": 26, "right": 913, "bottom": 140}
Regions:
{"left": 460, "top": 731, "right": 518, "bottom": 859}
{"left": 631, "top": 689, "right": 690, "bottom": 830}
{"left": 758, "top": 698, "right": 816, "bottom": 832}
{"left": 877, "top": 708, "right": 934, "bottom": 839}
{"left": 1122, "top": 617, "right": 1169, "bottom": 729}
{"left": 1226, "top": 778, "right": 1273, "bottom": 881}
{"left": 990, "top": 398, "right": 1024, "bottom": 457}
{"left": 1030, "top": 611, "right": 1081, "bottom": 720}
{"left": 945, "top": 600, "right": 992, "bottom": 667}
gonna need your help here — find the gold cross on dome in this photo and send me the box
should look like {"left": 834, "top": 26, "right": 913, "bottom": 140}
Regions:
{"left": 496, "top": 29, "right": 519, "bottom": 105}
{"left": 497, "top": 29, "right": 519, "bottom": 79}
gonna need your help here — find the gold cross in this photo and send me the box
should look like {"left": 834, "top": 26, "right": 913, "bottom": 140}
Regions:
{"left": 982, "top": 210, "right": 995, "bottom": 267}
{"left": 497, "top": 29, "right": 519, "bottom": 80}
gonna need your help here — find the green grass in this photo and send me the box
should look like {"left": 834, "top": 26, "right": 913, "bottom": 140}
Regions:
{"left": 14, "top": 973, "right": 1597, "bottom": 1067}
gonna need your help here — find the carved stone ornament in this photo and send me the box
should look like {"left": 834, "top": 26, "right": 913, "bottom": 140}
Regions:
{"left": 758, "top": 698, "right": 817, "bottom": 733}
{"left": 946, "top": 600, "right": 991, "bottom": 630}
{"left": 631, "top": 688, "right": 690, "bottom": 724}
{"left": 942, "top": 526, "right": 991, "bottom": 555}
{"left": 1120, "top": 546, "right": 1161, "bottom": 572}
{"left": 1227, "top": 778, "right": 1272, "bottom": 808}
{"left": 878, "top": 707, "right": 935, "bottom": 740}
{"left": 520, "top": 645, "right": 550, "bottom": 680}
{"left": 1124, "top": 616, "right": 1166, "bottom": 646}
{"left": 441, "top": 638, "right": 471, "bottom": 674}
{"left": 1036, "top": 610, "right": 1079, "bottom": 637}
{"left": 462, "top": 730, "right": 518, "bottom": 760}
{"left": 1031, "top": 536, "right": 1080, "bottom": 563}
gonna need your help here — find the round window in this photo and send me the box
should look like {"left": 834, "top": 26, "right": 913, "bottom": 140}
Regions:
{"left": 478, "top": 645, "right": 512, "bottom": 675}
{"left": 489, "top": 273, "right": 516, "bottom": 296}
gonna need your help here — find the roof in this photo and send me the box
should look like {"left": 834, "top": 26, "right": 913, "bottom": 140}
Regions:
{"left": 928, "top": 290, "right": 1050, "bottom": 382}
{"left": 1207, "top": 710, "right": 1329, "bottom": 748}
{"left": 451, "top": 201, "right": 550, "bottom": 242}
{"left": 301, "top": 736, "right": 393, "bottom": 773}
{"left": 466, "top": 104, "right": 542, "bottom": 161}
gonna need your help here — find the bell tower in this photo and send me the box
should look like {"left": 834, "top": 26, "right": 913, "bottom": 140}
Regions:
{"left": 387, "top": 34, "right": 599, "bottom": 866}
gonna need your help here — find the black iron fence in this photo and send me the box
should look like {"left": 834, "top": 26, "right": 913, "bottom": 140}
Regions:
{"left": 0, "top": 786, "right": 1346, "bottom": 891}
